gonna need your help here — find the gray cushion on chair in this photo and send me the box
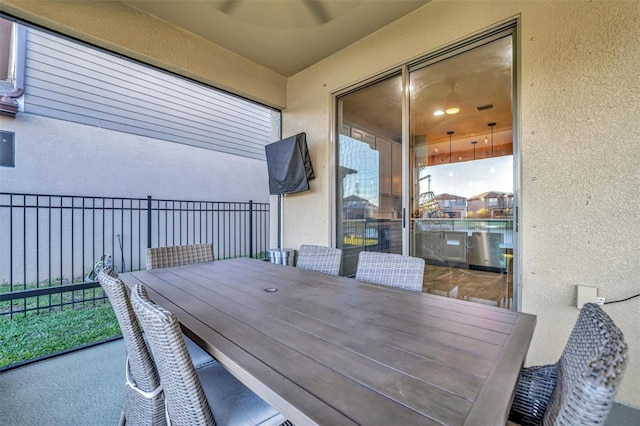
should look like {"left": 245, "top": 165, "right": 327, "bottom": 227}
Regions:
{"left": 183, "top": 335, "right": 217, "bottom": 369}
{"left": 198, "top": 362, "right": 287, "bottom": 426}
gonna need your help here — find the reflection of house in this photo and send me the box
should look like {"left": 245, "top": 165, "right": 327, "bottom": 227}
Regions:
{"left": 343, "top": 195, "right": 375, "bottom": 219}
{"left": 434, "top": 193, "right": 466, "bottom": 218}
{"left": 466, "top": 191, "right": 511, "bottom": 218}
{"left": 501, "top": 193, "right": 514, "bottom": 218}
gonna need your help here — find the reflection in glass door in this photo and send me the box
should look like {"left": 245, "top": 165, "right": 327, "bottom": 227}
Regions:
{"left": 336, "top": 75, "right": 403, "bottom": 276}
{"left": 409, "top": 34, "right": 515, "bottom": 309}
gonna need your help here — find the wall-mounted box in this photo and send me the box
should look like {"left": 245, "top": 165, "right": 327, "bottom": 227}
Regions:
{"left": 576, "top": 285, "right": 597, "bottom": 309}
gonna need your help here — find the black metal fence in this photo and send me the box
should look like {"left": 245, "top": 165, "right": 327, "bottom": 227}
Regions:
{"left": 0, "top": 192, "right": 270, "bottom": 317}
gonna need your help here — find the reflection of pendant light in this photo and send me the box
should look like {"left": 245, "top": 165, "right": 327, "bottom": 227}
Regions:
{"left": 447, "top": 131, "right": 454, "bottom": 163}
{"left": 488, "top": 122, "right": 496, "bottom": 157}
{"left": 471, "top": 140, "right": 477, "bottom": 160}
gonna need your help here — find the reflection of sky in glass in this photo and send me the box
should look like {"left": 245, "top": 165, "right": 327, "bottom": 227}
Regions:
{"left": 340, "top": 136, "right": 379, "bottom": 206}
{"left": 419, "top": 156, "right": 513, "bottom": 198}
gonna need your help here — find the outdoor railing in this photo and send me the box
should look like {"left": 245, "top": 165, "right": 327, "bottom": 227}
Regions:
{"left": 342, "top": 217, "right": 514, "bottom": 247}
{"left": 0, "top": 192, "right": 269, "bottom": 317}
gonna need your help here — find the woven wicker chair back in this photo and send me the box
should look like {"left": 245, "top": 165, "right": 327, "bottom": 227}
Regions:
{"left": 545, "top": 303, "right": 628, "bottom": 425}
{"left": 355, "top": 251, "right": 425, "bottom": 292}
{"left": 130, "top": 284, "right": 215, "bottom": 426}
{"left": 97, "top": 267, "right": 166, "bottom": 425}
{"left": 296, "top": 245, "right": 343, "bottom": 276}
{"left": 146, "top": 244, "right": 214, "bottom": 270}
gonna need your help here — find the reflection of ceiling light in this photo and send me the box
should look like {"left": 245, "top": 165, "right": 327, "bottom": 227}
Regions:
{"left": 434, "top": 146, "right": 439, "bottom": 153}
{"left": 433, "top": 110, "right": 445, "bottom": 116}
{"left": 448, "top": 171, "right": 454, "bottom": 177}
{"left": 445, "top": 85, "right": 460, "bottom": 114}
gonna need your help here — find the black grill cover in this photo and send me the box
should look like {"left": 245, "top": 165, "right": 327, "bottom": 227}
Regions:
{"left": 265, "top": 133, "right": 315, "bottom": 195}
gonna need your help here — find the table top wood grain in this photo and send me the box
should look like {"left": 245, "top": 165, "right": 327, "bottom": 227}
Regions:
{"left": 120, "top": 257, "right": 536, "bottom": 426}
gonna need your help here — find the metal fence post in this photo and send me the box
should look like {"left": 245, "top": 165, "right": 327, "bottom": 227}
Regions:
{"left": 147, "top": 195, "right": 152, "bottom": 249}
{"left": 249, "top": 200, "right": 253, "bottom": 258}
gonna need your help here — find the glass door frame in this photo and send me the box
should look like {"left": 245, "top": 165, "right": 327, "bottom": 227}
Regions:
{"left": 331, "top": 20, "right": 520, "bottom": 309}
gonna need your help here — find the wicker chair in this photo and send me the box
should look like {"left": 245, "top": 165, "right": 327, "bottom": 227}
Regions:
{"left": 146, "top": 244, "right": 214, "bottom": 270}
{"left": 129, "top": 283, "right": 290, "bottom": 426}
{"left": 296, "top": 245, "right": 343, "bottom": 276}
{"left": 508, "top": 303, "right": 628, "bottom": 426}
{"left": 355, "top": 251, "right": 425, "bottom": 292}
{"left": 97, "top": 266, "right": 165, "bottom": 426}
{"left": 145, "top": 243, "right": 216, "bottom": 369}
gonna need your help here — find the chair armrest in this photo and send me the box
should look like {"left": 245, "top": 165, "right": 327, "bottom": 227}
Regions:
{"left": 508, "top": 364, "right": 558, "bottom": 426}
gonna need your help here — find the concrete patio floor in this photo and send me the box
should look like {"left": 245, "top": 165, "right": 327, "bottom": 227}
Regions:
{"left": 0, "top": 338, "right": 638, "bottom": 426}
{"left": 0, "top": 339, "right": 125, "bottom": 426}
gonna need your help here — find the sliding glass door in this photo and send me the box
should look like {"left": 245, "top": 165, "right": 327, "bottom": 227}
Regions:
{"left": 336, "top": 75, "right": 403, "bottom": 276}
{"left": 409, "top": 33, "right": 515, "bottom": 309}
{"left": 335, "top": 25, "right": 517, "bottom": 310}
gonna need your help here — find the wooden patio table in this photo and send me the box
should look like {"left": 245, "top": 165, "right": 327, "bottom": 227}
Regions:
{"left": 120, "top": 257, "right": 536, "bottom": 426}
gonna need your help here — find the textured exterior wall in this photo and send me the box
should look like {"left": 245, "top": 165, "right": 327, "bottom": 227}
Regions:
{"left": 517, "top": 1, "right": 639, "bottom": 409}
{"left": 0, "top": 0, "right": 287, "bottom": 109}
{"left": 0, "top": 113, "right": 270, "bottom": 202}
{"left": 284, "top": 1, "right": 639, "bottom": 407}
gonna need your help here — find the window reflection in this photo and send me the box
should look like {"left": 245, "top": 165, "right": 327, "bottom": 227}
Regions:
{"left": 339, "top": 134, "right": 379, "bottom": 214}
{"left": 336, "top": 75, "right": 403, "bottom": 277}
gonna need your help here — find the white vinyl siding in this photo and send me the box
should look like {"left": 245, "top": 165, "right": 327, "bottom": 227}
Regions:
{"left": 22, "top": 28, "right": 275, "bottom": 160}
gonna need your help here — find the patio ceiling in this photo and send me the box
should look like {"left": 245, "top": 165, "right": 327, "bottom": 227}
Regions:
{"left": 121, "top": 0, "right": 431, "bottom": 77}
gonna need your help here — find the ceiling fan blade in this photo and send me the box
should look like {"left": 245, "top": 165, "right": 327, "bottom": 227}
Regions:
{"left": 303, "top": 0, "right": 332, "bottom": 24}
{"left": 217, "top": 0, "right": 240, "bottom": 15}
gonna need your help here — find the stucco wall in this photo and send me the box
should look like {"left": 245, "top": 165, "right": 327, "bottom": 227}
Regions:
{"left": 0, "top": 0, "right": 287, "bottom": 109}
{"left": 284, "top": 1, "right": 639, "bottom": 407}
{"left": 0, "top": 113, "right": 270, "bottom": 202}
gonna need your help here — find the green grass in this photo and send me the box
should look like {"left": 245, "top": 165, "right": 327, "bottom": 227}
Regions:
{"left": 0, "top": 304, "right": 122, "bottom": 368}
